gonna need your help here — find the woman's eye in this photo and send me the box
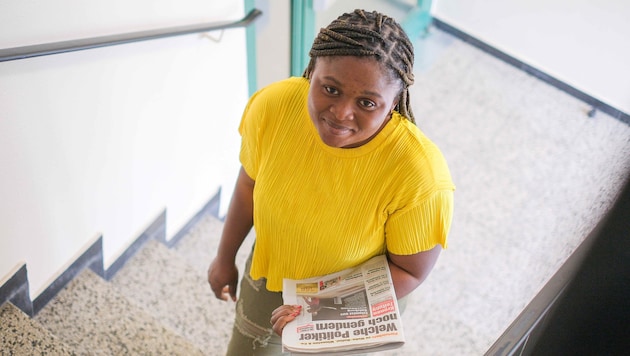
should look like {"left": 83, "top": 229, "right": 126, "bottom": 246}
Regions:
{"left": 359, "top": 99, "right": 376, "bottom": 108}
{"left": 324, "top": 86, "right": 338, "bottom": 95}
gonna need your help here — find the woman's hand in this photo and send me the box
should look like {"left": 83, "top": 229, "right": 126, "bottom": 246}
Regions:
{"left": 207, "top": 258, "right": 239, "bottom": 302}
{"left": 207, "top": 166, "right": 255, "bottom": 302}
{"left": 270, "top": 304, "right": 302, "bottom": 336}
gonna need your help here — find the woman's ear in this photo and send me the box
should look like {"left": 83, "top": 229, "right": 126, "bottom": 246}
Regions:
{"left": 391, "top": 85, "right": 403, "bottom": 113}
{"left": 303, "top": 58, "right": 317, "bottom": 80}
{"left": 390, "top": 100, "right": 399, "bottom": 113}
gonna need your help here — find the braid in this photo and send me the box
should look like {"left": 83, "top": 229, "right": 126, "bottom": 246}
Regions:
{"left": 303, "top": 9, "right": 416, "bottom": 123}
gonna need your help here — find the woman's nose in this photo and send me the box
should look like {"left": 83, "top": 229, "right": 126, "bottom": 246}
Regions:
{"left": 330, "top": 101, "right": 354, "bottom": 121}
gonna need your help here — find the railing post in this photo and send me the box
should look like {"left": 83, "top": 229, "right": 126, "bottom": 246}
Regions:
{"left": 290, "top": 0, "right": 315, "bottom": 77}
{"left": 402, "top": 0, "right": 433, "bottom": 39}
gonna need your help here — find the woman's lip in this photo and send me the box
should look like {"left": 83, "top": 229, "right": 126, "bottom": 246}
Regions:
{"left": 323, "top": 118, "right": 351, "bottom": 134}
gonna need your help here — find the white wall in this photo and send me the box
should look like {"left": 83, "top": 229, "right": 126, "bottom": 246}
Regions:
{"left": 0, "top": 0, "right": 247, "bottom": 297}
{"left": 433, "top": 0, "right": 630, "bottom": 115}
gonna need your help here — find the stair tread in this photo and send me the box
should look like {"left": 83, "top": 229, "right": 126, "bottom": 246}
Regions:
{"left": 34, "top": 269, "right": 204, "bottom": 356}
{"left": 1, "top": 302, "right": 75, "bottom": 355}
{"left": 111, "top": 239, "right": 239, "bottom": 353}
{"left": 173, "top": 214, "right": 255, "bottom": 274}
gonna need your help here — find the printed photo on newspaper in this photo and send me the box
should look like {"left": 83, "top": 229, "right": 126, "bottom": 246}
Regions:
{"left": 281, "top": 254, "right": 405, "bottom": 354}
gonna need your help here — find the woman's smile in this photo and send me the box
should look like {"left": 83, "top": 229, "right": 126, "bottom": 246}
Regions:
{"left": 323, "top": 117, "right": 353, "bottom": 135}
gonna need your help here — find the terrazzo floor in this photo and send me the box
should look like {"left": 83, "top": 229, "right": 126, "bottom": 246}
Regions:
{"left": 33, "top": 269, "right": 204, "bottom": 355}
{"left": 0, "top": 302, "right": 74, "bottom": 355}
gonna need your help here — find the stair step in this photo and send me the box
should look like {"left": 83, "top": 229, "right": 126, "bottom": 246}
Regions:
{"left": 173, "top": 214, "right": 255, "bottom": 275}
{"left": 1, "top": 302, "right": 75, "bottom": 355}
{"left": 111, "top": 239, "right": 237, "bottom": 353}
{"left": 34, "top": 269, "right": 204, "bottom": 355}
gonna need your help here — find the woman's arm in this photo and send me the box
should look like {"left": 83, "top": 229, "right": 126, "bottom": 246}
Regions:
{"left": 207, "top": 166, "right": 255, "bottom": 301}
{"left": 388, "top": 245, "right": 442, "bottom": 299}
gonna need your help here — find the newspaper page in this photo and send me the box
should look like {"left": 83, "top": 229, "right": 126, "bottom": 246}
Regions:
{"left": 282, "top": 254, "right": 405, "bottom": 354}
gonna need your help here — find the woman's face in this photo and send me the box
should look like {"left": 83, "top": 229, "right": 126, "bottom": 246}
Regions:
{"left": 307, "top": 56, "right": 401, "bottom": 148}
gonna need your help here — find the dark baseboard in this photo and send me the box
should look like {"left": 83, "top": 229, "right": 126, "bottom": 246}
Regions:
{"left": 104, "top": 210, "right": 166, "bottom": 281}
{"left": 0, "top": 189, "right": 222, "bottom": 317}
{"left": 432, "top": 18, "right": 630, "bottom": 126}
{"left": 0, "top": 265, "right": 33, "bottom": 317}
{"left": 163, "top": 187, "right": 222, "bottom": 248}
{"left": 32, "top": 236, "right": 105, "bottom": 314}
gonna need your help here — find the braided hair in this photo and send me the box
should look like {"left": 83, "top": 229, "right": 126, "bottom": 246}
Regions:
{"left": 303, "top": 9, "right": 416, "bottom": 123}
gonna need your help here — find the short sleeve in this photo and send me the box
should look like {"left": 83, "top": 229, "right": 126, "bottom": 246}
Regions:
{"left": 238, "top": 77, "right": 311, "bottom": 182}
{"left": 238, "top": 92, "right": 264, "bottom": 180}
{"left": 385, "top": 189, "right": 454, "bottom": 254}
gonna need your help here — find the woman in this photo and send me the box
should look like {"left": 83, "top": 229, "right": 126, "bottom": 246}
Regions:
{"left": 208, "top": 9, "right": 455, "bottom": 355}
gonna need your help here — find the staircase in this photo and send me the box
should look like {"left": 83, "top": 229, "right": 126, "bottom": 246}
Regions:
{"left": 1, "top": 213, "right": 256, "bottom": 355}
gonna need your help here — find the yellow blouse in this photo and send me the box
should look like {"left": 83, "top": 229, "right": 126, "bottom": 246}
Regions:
{"left": 239, "top": 77, "right": 455, "bottom": 291}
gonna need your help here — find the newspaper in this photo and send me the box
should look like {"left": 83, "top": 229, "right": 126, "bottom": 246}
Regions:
{"left": 282, "top": 254, "right": 405, "bottom": 354}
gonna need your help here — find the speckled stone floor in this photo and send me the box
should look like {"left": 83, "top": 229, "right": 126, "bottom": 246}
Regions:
{"left": 2, "top": 13, "right": 630, "bottom": 356}
{"left": 110, "top": 239, "right": 234, "bottom": 353}
{"left": 0, "top": 302, "right": 74, "bottom": 355}
{"left": 33, "top": 269, "right": 204, "bottom": 355}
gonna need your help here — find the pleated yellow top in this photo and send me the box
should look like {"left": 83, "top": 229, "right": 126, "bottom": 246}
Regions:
{"left": 239, "top": 77, "right": 455, "bottom": 292}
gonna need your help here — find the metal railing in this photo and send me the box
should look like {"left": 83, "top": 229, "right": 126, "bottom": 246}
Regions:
{"left": 0, "top": 9, "right": 261, "bottom": 62}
